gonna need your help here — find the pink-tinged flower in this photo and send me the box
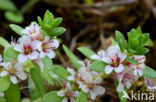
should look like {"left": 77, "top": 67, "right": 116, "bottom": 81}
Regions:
{"left": 128, "top": 55, "right": 146, "bottom": 76}
{"left": 116, "top": 69, "right": 138, "bottom": 92}
{"left": 22, "top": 22, "right": 41, "bottom": 40}
{"left": 91, "top": 50, "right": 106, "bottom": 61}
{"left": 14, "top": 36, "right": 39, "bottom": 63}
{"left": 0, "top": 62, "right": 27, "bottom": 84}
{"left": 103, "top": 45, "right": 127, "bottom": 74}
{"left": 67, "top": 60, "right": 98, "bottom": 82}
{"left": 78, "top": 75, "right": 105, "bottom": 100}
{"left": 57, "top": 83, "right": 79, "bottom": 102}
{"left": 37, "top": 36, "right": 59, "bottom": 59}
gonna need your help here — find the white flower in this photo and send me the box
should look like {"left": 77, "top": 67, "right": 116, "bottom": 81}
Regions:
{"left": 128, "top": 55, "right": 146, "bottom": 76}
{"left": 91, "top": 50, "right": 106, "bottom": 61}
{"left": 0, "top": 92, "right": 4, "bottom": 97}
{"left": 116, "top": 69, "right": 139, "bottom": 92}
{"left": 78, "top": 75, "right": 105, "bottom": 100}
{"left": 57, "top": 83, "right": 79, "bottom": 102}
{"left": 14, "top": 36, "right": 39, "bottom": 63}
{"left": 37, "top": 36, "right": 59, "bottom": 59}
{"left": 21, "top": 22, "right": 41, "bottom": 40}
{"left": 102, "top": 45, "right": 126, "bottom": 74}
{"left": 0, "top": 62, "right": 27, "bottom": 84}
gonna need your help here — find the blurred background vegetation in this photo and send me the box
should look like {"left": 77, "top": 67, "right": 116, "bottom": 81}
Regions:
{"left": 0, "top": 0, "right": 156, "bottom": 101}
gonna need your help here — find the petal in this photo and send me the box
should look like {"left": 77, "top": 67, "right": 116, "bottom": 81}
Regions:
{"left": 31, "top": 40, "right": 40, "bottom": 50}
{"left": 18, "top": 53, "right": 28, "bottom": 63}
{"left": 90, "top": 90, "right": 98, "bottom": 100}
{"left": 105, "top": 65, "right": 113, "bottom": 74}
{"left": 67, "top": 67, "right": 76, "bottom": 75}
{"left": 15, "top": 71, "right": 27, "bottom": 80}
{"left": 57, "top": 90, "right": 65, "bottom": 97}
{"left": 46, "top": 50, "right": 55, "bottom": 58}
{"left": 93, "top": 77, "right": 103, "bottom": 84}
{"left": 73, "top": 91, "right": 79, "bottom": 97}
{"left": 10, "top": 76, "right": 18, "bottom": 84}
{"left": 125, "top": 81, "right": 132, "bottom": 89}
{"left": 37, "top": 42, "right": 43, "bottom": 51}
{"left": 0, "top": 71, "right": 9, "bottom": 77}
{"left": 70, "top": 97, "right": 75, "bottom": 102}
{"left": 91, "top": 55, "right": 100, "bottom": 60}
{"left": 51, "top": 39, "right": 59, "bottom": 49}
{"left": 120, "top": 53, "right": 127, "bottom": 63}
{"left": 93, "top": 85, "right": 105, "bottom": 95}
{"left": 14, "top": 44, "right": 23, "bottom": 52}
{"left": 28, "top": 51, "right": 38, "bottom": 60}
{"left": 62, "top": 97, "right": 68, "bottom": 102}
{"left": 44, "top": 36, "right": 50, "bottom": 42}
{"left": 66, "top": 82, "right": 71, "bottom": 89}
{"left": 117, "top": 83, "right": 124, "bottom": 92}
{"left": 19, "top": 36, "right": 31, "bottom": 45}
{"left": 114, "top": 64, "right": 124, "bottom": 73}
{"left": 39, "top": 51, "right": 46, "bottom": 58}
{"left": 3, "top": 62, "right": 12, "bottom": 70}
{"left": 138, "top": 69, "right": 143, "bottom": 76}
{"left": 67, "top": 76, "right": 75, "bottom": 81}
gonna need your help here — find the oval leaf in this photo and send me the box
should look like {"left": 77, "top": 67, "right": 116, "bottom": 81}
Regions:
{"left": 143, "top": 66, "right": 156, "bottom": 78}
{"left": 43, "top": 91, "right": 62, "bottom": 102}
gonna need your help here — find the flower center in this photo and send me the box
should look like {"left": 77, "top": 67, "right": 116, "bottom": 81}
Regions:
{"left": 24, "top": 45, "right": 33, "bottom": 55}
{"left": 87, "top": 83, "right": 93, "bottom": 89}
{"left": 42, "top": 42, "right": 53, "bottom": 52}
{"left": 8, "top": 68, "right": 16, "bottom": 75}
{"left": 111, "top": 55, "right": 120, "bottom": 67}
{"left": 65, "top": 91, "right": 72, "bottom": 97}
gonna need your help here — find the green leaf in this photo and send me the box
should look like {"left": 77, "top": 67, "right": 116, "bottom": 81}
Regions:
{"left": 0, "top": 97, "right": 7, "bottom": 102}
{"left": 143, "top": 66, "right": 156, "bottom": 78}
{"left": 43, "top": 68, "right": 54, "bottom": 86}
{"left": 115, "top": 31, "right": 127, "bottom": 52}
{"left": 52, "top": 65, "right": 69, "bottom": 81}
{"left": 76, "top": 91, "right": 87, "bottom": 102}
{"left": 43, "top": 10, "right": 54, "bottom": 25}
{"left": 126, "top": 58, "right": 138, "bottom": 64}
{"left": 30, "top": 68, "right": 45, "bottom": 96}
{"left": 51, "top": 18, "right": 62, "bottom": 28}
{"left": 9, "top": 24, "right": 24, "bottom": 36}
{"left": 0, "top": 37, "right": 9, "bottom": 48}
{"left": 43, "top": 91, "right": 62, "bottom": 102}
{"left": 3, "top": 47, "right": 19, "bottom": 61}
{"left": 5, "top": 83, "right": 20, "bottom": 102}
{"left": 41, "top": 57, "right": 53, "bottom": 70}
{"left": 77, "top": 47, "right": 96, "bottom": 60}
{"left": 21, "top": 98, "right": 31, "bottom": 102}
{"left": 28, "top": 76, "right": 40, "bottom": 100}
{"left": 4, "top": 11, "right": 24, "bottom": 23}
{"left": 0, "top": 76, "right": 11, "bottom": 92}
{"left": 0, "top": 0, "right": 17, "bottom": 11}
{"left": 135, "top": 47, "right": 149, "bottom": 55}
{"left": 63, "top": 45, "right": 81, "bottom": 69}
{"left": 89, "top": 61, "right": 106, "bottom": 72}
{"left": 50, "top": 27, "right": 66, "bottom": 37}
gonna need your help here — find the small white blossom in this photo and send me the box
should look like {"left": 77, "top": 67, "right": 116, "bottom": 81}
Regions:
{"left": 92, "top": 45, "right": 126, "bottom": 74}
{"left": 37, "top": 36, "right": 59, "bottom": 59}
{"left": 116, "top": 69, "right": 138, "bottom": 92}
{"left": 0, "top": 62, "right": 27, "bottom": 84}
{"left": 78, "top": 75, "right": 105, "bottom": 100}
{"left": 91, "top": 50, "right": 106, "bottom": 61}
{"left": 128, "top": 55, "right": 146, "bottom": 76}
{"left": 57, "top": 83, "right": 79, "bottom": 102}
{"left": 21, "top": 22, "right": 41, "bottom": 40}
{"left": 14, "top": 36, "right": 39, "bottom": 63}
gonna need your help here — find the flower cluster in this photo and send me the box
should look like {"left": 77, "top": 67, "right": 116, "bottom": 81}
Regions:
{"left": 91, "top": 45, "right": 146, "bottom": 92}
{"left": 15, "top": 22, "right": 59, "bottom": 63}
{"left": 65, "top": 60, "right": 105, "bottom": 100}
